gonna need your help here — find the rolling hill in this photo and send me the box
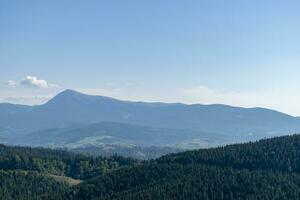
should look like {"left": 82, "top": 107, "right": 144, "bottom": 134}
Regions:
{"left": 16, "top": 121, "right": 230, "bottom": 149}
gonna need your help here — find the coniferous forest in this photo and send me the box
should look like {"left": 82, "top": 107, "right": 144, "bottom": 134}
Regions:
{"left": 2, "top": 134, "right": 300, "bottom": 199}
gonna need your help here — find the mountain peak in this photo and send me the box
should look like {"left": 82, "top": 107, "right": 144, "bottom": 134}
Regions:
{"left": 58, "top": 89, "right": 83, "bottom": 97}
{"left": 45, "top": 89, "right": 122, "bottom": 107}
{"left": 45, "top": 89, "right": 90, "bottom": 106}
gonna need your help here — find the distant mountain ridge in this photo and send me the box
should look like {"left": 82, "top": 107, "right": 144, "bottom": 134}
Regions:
{"left": 1, "top": 89, "right": 300, "bottom": 154}
{"left": 1, "top": 89, "right": 300, "bottom": 133}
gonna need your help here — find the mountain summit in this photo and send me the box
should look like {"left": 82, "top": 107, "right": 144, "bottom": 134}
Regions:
{"left": 46, "top": 89, "right": 124, "bottom": 108}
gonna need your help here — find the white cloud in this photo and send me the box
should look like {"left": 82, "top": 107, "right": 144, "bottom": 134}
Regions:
{"left": 7, "top": 75, "right": 60, "bottom": 89}
{"left": 20, "top": 76, "right": 49, "bottom": 88}
{"left": 7, "top": 80, "right": 18, "bottom": 88}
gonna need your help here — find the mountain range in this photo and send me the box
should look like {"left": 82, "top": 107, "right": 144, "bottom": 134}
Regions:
{"left": 1, "top": 89, "right": 300, "bottom": 158}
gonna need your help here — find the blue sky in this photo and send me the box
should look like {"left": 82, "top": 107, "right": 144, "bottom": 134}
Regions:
{"left": 1, "top": 1, "right": 300, "bottom": 115}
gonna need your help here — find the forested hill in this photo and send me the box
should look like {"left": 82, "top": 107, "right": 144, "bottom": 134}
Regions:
{"left": 0, "top": 144, "right": 136, "bottom": 180}
{"left": 158, "top": 134, "right": 300, "bottom": 172}
{"left": 0, "top": 145, "right": 137, "bottom": 200}
{"left": 2, "top": 134, "right": 300, "bottom": 199}
{"left": 65, "top": 134, "right": 300, "bottom": 200}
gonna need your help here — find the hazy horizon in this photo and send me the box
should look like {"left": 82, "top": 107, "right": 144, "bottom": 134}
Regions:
{"left": 1, "top": 89, "right": 299, "bottom": 118}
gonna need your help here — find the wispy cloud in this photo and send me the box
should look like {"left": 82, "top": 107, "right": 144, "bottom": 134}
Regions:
{"left": 76, "top": 87, "right": 155, "bottom": 102}
{"left": 7, "top": 80, "right": 18, "bottom": 88}
{"left": 181, "top": 85, "right": 261, "bottom": 106}
{"left": 76, "top": 85, "right": 300, "bottom": 116}
{"left": 180, "top": 85, "right": 300, "bottom": 116}
{"left": 4, "top": 96, "right": 52, "bottom": 102}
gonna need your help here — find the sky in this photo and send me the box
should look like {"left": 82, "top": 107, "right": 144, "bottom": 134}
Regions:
{"left": 1, "top": 0, "right": 300, "bottom": 115}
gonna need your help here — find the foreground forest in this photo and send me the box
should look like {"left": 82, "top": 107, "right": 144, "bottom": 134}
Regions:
{"left": 2, "top": 134, "right": 300, "bottom": 199}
